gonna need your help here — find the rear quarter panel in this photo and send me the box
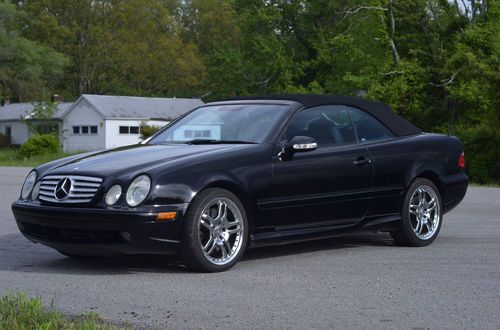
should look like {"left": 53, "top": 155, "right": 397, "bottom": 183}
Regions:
{"left": 365, "top": 133, "right": 465, "bottom": 216}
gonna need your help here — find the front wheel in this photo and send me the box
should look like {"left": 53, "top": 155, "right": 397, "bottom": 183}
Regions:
{"left": 179, "top": 188, "right": 248, "bottom": 272}
{"left": 391, "top": 178, "right": 443, "bottom": 246}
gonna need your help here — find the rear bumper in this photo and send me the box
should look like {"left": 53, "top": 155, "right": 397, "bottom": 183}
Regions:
{"left": 11, "top": 201, "right": 188, "bottom": 256}
{"left": 442, "top": 171, "right": 469, "bottom": 213}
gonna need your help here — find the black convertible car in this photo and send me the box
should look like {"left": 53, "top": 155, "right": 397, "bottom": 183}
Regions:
{"left": 12, "top": 95, "right": 468, "bottom": 272}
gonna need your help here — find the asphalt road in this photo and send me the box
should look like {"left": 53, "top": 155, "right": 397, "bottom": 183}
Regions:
{"left": 0, "top": 166, "right": 499, "bottom": 329}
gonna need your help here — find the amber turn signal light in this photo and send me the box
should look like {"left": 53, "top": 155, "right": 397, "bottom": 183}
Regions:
{"left": 156, "top": 212, "right": 177, "bottom": 221}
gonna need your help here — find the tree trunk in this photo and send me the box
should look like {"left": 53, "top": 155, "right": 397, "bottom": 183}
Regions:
{"left": 471, "top": 0, "right": 477, "bottom": 24}
{"left": 387, "top": 0, "right": 400, "bottom": 66}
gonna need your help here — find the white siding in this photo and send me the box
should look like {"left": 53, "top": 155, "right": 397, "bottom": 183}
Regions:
{"left": 0, "top": 121, "right": 30, "bottom": 145}
{"left": 105, "top": 119, "right": 169, "bottom": 149}
{"left": 62, "top": 99, "right": 105, "bottom": 152}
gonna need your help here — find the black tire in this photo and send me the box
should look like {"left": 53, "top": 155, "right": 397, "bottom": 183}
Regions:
{"left": 179, "top": 188, "right": 248, "bottom": 272}
{"left": 390, "top": 178, "right": 443, "bottom": 247}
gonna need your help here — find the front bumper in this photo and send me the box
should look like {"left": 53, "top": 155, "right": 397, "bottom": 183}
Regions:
{"left": 11, "top": 201, "right": 188, "bottom": 256}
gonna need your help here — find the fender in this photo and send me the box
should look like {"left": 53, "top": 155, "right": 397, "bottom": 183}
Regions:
{"left": 405, "top": 156, "right": 446, "bottom": 199}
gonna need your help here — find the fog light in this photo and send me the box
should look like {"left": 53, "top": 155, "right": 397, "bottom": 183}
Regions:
{"left": 156, "top": 212, "right": 177, "bottom": 221}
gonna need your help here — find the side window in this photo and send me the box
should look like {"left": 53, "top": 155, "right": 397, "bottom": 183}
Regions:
{"left": 284, "top": 105, "right": 357, "bottom": 148}
{"left": 348, "top": 108, "right": 395, "bottom": 143}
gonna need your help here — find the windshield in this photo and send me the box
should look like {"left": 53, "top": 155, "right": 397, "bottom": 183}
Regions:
{"left": 149, "top": 104, "right": 290, "bottom": 144}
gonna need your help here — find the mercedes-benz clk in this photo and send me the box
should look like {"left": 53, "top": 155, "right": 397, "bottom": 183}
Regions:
{"left": 12, "top": 94, "right": 468, "bottom": 272}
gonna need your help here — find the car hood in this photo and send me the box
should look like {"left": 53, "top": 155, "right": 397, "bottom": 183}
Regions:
{"left": 43, "top": 143, "right": 256, "bottom": 178}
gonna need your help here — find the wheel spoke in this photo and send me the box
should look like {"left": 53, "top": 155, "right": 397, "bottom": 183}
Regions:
{"left": 425, "top": 222, "right": 433, "bottom": 233}
{"left": 226, "top": 226, "right": 241, "bottom": 235}
{"left": 203, "top": 236, "right": 214, "bottom": 251}
{"left": 202, "top": 213, "right": 215, "bottom": 226}
{"left": 426, "top": 200, "right": 437, "bottom": 212}
{"left": 200, "top": 218, "right": 212, "bottom": 230}
{"left": 418, "top": 220, "right": 425, "bottom": 234}
{"left": 206, "top": 239, "right": 217, "bottom": 255}
{"left": 224, "top": 218, "right": 240, "bottom": 229}
{"left": 223, "top": 240, "right": 232, "bottom": 256}
{"left": 220, "top": 244, "right": 228, "bottom": 259}
{"left": 216, "top": 200, "right": 227, "bottom": 222}
{"left": 414, "top": 218, "right": 422, "bottom": 234}
{"left": 417, "top": 189, "right": 425, "bottom": 205}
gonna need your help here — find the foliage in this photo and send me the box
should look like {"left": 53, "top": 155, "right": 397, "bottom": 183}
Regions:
{"left": 454, "top": 125, "right": 500, "bottom": 184}
{"left": 0, "top": 292, "right": 124, "bottom": 329}
{"left": 0, "top": 1, "right": 68, "bottom": 101}
{"left": 0, "top": 148, "right": 80, "bottom": 167}
{"left": 139, "top": 124, "right": 162, "bottom": 140}
{"left": 21, "top": 100, "right": 60, "bottom": 135}
{"left": 19, "top": 134, "right": 60, "bottom": 158}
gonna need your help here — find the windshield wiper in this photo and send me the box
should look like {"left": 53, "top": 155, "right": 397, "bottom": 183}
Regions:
{"left": 185, "top": 139, "right": 257, "bottom": 145}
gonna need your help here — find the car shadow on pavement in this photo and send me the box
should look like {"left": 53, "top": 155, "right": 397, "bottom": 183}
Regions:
{"left": 0, "top": 233, "right": 188, "bottom": 275}
{"left": 0, "top": 232, "right": 395, "bottom": 275}
{"left": 243, "top": 233, "right": 395, "bottom": 261}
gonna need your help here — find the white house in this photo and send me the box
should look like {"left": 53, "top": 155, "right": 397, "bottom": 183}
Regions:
{"left": 60, "top": 94, "right": 203, "bottom": 152}
{"left": 0, "top": 94, "right": 204, "bottom": 151}
{"left": 0, "top": 101, "right": 73, "bottom": 145}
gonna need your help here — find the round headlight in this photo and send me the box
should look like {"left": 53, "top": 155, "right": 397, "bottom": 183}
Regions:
{"left": 21, "top": 171, "right": 37, "bottom": 200}
{"left": 31, "top": 181, "right": 41, "bottom": 201}
{"left": 126, "top": 175, "right": 151, "bottom": 207}
{"left": 105, "top": 184, "right": 122, "bottom": 206}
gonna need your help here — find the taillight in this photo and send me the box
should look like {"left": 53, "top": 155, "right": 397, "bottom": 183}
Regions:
{"left": 458, "top": 152, "right": 465, "bottom": 169}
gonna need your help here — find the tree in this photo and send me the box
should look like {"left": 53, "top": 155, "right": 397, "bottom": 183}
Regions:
{"left": 0, "top": 1, "right": 68, "bottom": 101}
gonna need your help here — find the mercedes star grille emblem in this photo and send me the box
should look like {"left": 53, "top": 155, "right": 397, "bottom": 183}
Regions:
{"left": 54, "top": 177, "right": 72, "bottom": 200}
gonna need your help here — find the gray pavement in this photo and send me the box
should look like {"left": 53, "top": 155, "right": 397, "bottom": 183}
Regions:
{"left": 0, "top": 166, "right": 499, "bottom": 329}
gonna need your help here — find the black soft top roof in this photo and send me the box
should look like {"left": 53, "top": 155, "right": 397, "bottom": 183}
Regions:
{"left": 228, "top": 94, "right": 422, "bottom": 137}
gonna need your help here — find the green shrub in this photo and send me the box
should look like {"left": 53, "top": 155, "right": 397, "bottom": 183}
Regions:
{"left": 140, "top": 124, "right": 162, "bottom": 140}
{"left": 19, "top": 134, "right": 60, "bottom": 158}
{"left": 0, "top": 133, "right": 10, "bottom": 148}
{"left": 454, "top": 125, "right": 500, "bottom": 184}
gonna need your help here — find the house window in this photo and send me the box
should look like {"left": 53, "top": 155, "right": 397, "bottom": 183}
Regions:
{"left": 72, "top": 125, "right": 98, "bottom": 135}
{"left": 119, "top": 126, "right": 140, "bottom": 134}
{"left": 5, "top": 126, "right": 11, "bottom": 137}
{"left": 184, "top": 129, "right": 211, "bottom": 139}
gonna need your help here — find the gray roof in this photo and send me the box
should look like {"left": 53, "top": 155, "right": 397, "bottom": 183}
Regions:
{"left": 0, "top": 102, "right": 73, "bottom": 121}
{"left": 75, "top": 94, "right": 204, "bottom": 120}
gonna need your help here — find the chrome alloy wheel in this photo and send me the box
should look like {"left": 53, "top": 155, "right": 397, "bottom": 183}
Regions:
{"left": 198, "top": 197, "right": 244, "bottom": 265}
{"left": 409, "top": 185, "right": 440, "bottom": 240}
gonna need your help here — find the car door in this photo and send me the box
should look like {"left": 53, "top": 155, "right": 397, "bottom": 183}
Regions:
{"left": 347, "top": 107, "right": 408, "bottom": 217}
{"left": 270, "top": 105, "right": 373, "bottom": 228}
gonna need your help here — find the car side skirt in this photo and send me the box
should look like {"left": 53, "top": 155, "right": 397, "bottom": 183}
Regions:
{"left": 249, "top": 214, "right": 401, "bottom": 248}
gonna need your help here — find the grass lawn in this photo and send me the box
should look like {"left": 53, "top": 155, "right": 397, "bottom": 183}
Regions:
{"left": 0, "top": 149, "right": 81, "bottom": 167}
{"left": 0, "top": 292, "right": 126, "bottom": 330}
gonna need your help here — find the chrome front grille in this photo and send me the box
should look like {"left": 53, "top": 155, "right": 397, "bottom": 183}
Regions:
{"left": 38, "top": 175, "right": 103, "bottom": 203}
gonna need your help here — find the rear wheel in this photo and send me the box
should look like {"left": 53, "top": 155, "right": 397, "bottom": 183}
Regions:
{"left": 180, "top": 188, "right": 248, "bottom": 272}
{"left": 391, "top": 178, "right": 442, "bottom": 246}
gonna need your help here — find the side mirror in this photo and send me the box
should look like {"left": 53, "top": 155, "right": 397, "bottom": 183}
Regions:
{"left": 278, "top": 136, "right": 317, "bottom": 161}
